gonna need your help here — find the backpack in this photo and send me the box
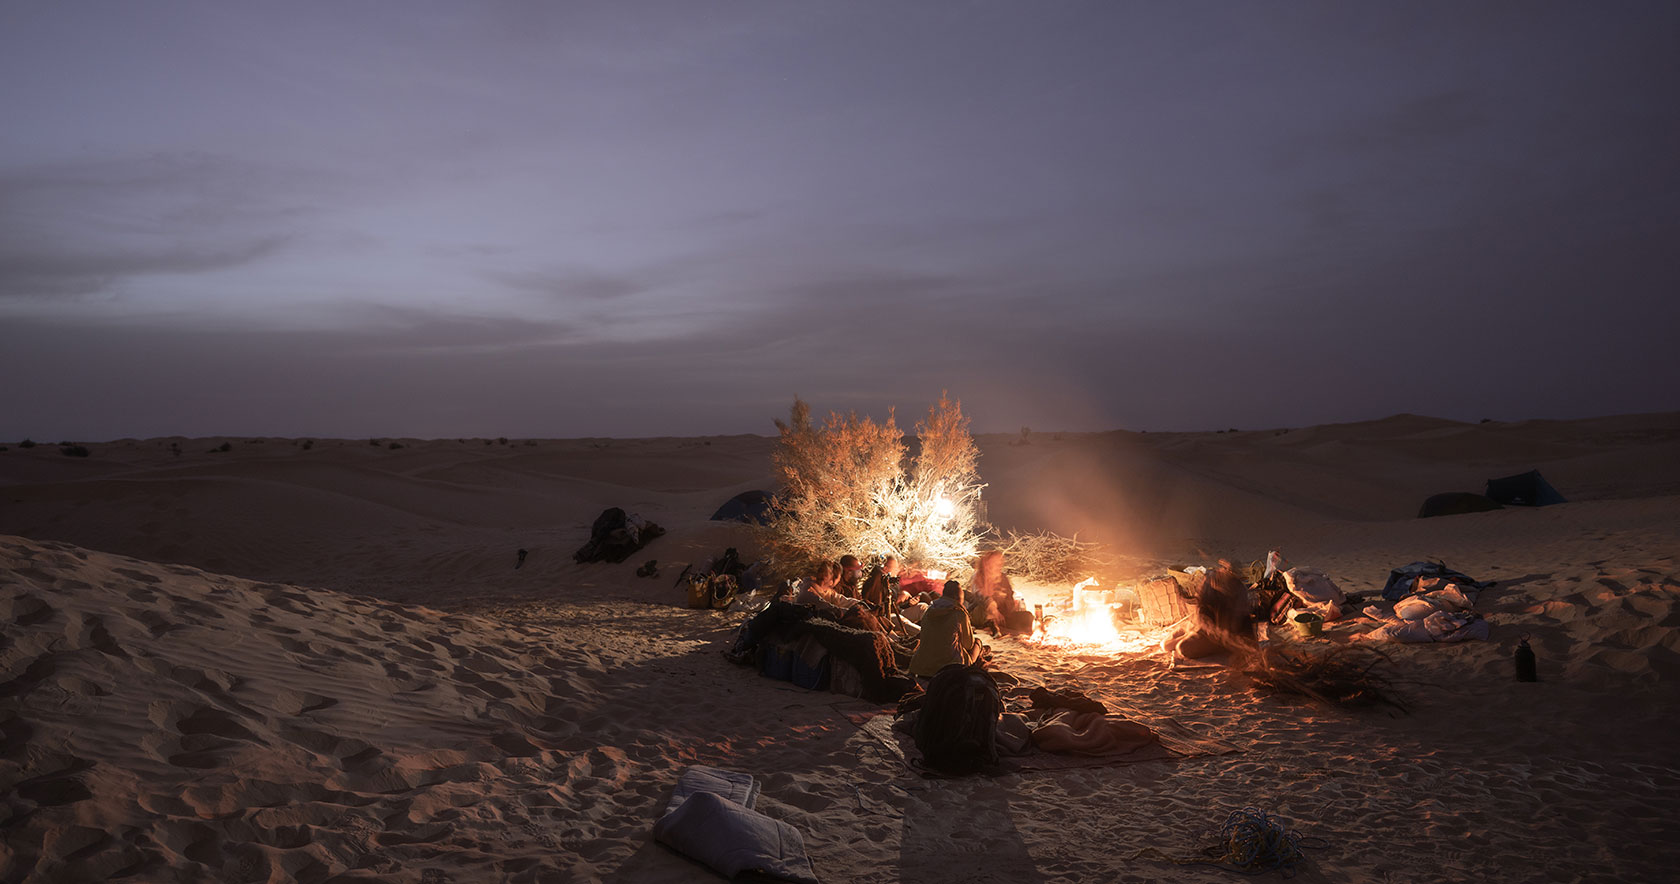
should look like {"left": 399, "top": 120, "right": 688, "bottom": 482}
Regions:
{"left": 912, "top": 663, "right": 1003, "bottom": 775}
{"left": 711, "top": 547, "right": 744, "bottom": 577}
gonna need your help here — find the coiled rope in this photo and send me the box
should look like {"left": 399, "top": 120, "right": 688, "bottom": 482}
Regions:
{"left": 1128, "top": 806, "right": 1318, "bottom": 877}
{"left": 1214, "top": 807, "right": 1307, "bottom": 875}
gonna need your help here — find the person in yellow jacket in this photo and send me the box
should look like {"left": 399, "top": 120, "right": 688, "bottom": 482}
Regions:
{"left": 908, "top": 580, "right": 985, "bottom": 678}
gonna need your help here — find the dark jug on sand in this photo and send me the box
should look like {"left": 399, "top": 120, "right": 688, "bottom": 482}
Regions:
{"left": 1515, "top": 637, "right": 1538, "bottom": 682}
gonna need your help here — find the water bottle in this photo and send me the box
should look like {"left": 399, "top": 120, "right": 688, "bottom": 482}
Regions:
{"left": 1515, "top": 636, "right": 1538, "bottom": 682}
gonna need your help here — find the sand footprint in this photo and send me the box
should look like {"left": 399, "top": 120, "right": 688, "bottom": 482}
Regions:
{"left": 137, "top": 791, "right": 198, "bottom": 817}
{"left": 177, "top": 706, "right": 262, "bottom": 743}
{"left": 453, "top": 667, "right": 516, "bottom": 700}
{"left": 0, "top": 715, "right": 35, "bottom": 762}
{"left": 55, "top": 673, "right": 110, "bottom": 699}
{"left": 174, "top": 597, "right": 225, "bottom": 622}
{"left": 35, "top": 824, "right": 114, "bottom": 865}
{"left": 154, "top": 664, "right": 241, "bottom": 696}
{"left": 491, "top": 731, "right": 542, "bottom": 758}
{"left": 0, "top": 653, "right": 60, "bottom": 699}
{"left": 153, "top": 819, "right": 225, "bottom": 866}
{"left": 15, "top": 756, "right": 95, "bottom": 806}
{"left": 273, "top": 689, "right": 338, "bottom": 716}
{"left": 2, "top": 592, "right": 57, "bottom": 627}
{"left": 276, "top": 722, "right": 341, "bottom": 755}
{"left": 70, "top": 614, "right": 131, "bottom": 659}
{"left": 113, "top": 567, "right": 162, "bottom": 585}
{"left": 127, "top": 607, "right": 178, "bottom": 637}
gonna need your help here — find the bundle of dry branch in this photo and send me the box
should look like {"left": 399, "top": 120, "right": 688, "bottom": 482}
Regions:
{"left": 995, "top": 530, "right": 1117, "bottom": 585}
{"left": 1241, "top": 644, "right": 1409, "bottom": 714}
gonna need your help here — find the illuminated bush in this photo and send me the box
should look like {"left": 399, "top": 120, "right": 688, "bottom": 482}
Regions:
{"left": 762, "top": 393, "right": 984, "bottom": 579}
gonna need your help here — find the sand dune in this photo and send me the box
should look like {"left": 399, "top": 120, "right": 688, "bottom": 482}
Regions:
{"left": 3, "top": 416, "right": 1678, "bottom": 881}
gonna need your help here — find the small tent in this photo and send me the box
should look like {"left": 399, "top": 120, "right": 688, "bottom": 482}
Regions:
{"left": 710, "top": 490, "right": 774, "bottom": 525}
{"left": 1485, "top": 470, "right": 1566, "bottom": 507}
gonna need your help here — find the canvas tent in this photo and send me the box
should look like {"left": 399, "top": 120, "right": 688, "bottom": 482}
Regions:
{"left": 710, "top": 490, "right": 774, "bottom": 525}
{"left": 1485, "top": 470, "right": 1566, "bottom": 507}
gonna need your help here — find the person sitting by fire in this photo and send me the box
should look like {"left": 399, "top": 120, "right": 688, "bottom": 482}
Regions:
{"left": 796, "top": 559, "right": 892, "bottom": 633}
{"left": 1163, "top": 563, "right": 1257, "bottom": 661}
{"left": 967, "top": 550, "right": 1030, "bottom": 635}
{"left": 838, "top": 555, "right": 866, "bottom": 598}
{"left": 908, "top": 579, "right": 984, "bottom": 678}
{"left": 858, "top": 555, "right": 901, "bottom": 612}
{"left": 796, "top": 560, "right": 855, "bottom": 616}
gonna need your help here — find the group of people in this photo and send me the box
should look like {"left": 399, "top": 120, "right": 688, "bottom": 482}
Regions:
{"left": 781, "top": 549, "right": 1034, "bottom": 680}
{"left": 788, "top": 554, "right": 902, "bottom": 631}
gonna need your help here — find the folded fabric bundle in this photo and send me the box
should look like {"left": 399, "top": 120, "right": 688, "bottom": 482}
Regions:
{"left": 1393, "top": 585, "right": 1475, "bottom": 620}
{"left": 1030, "top": 710, "right": 1160, "bottom": 757}
{"left": 996, "top": 712, "right": 1035, "bottom": 756}
{"left": 1284, "top": 567, "right": 1347, "bottom": 621}
{"left": 664, "top": 765, "right": 762, "bottom": 816}
{"left": 1393, "top": 596, "right": 1439, "bottom": 621}
{"left": 654, "top": 767, "right": 818, "bottom": 884}
{"left": 1358, "top": 611, "right": 1490, "bottom": 643}
{"left": 1028, "top": 685, "right": 1108, "bottom": 714}
{"left": 1381, "top": 561, "right": 1488, "bottom": 601}
{"left": 1419, "top": 584, "right": 1474, "bottom": 611}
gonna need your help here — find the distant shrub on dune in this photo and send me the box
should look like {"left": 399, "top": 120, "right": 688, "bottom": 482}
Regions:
{"left": 369, "top": 438, "right": 381, "bottom": 447}
{"left": 209, "top": 442, "right": 232, "bottom": 453}
{"left": 60, "top": 445, "right": 90, "bottom": 457}
{"left": 301, "top": 439, "right": 314, "bottom": 450}
{"left": 497, "top": 437, "right": 509, "bottom": 445}
{"left": 388, "top": 442, "right": 403, "bottom": 450}
{"left": 19, "top": 439, "right": 36, "bottom": 448}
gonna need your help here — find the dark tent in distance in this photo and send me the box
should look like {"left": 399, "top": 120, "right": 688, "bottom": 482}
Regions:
{"left": 1418, "top": 492, "right": 1505, "bottom": 518}
{"left": 1485, "top": 470, "right": 1567, "bottom": 507}
{"left": 711, "top": 490, "right": 774, "bottom": 525}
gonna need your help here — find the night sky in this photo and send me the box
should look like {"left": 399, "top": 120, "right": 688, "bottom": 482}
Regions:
{"left": 3, "top": 2, "right": 1676, "bottom": 440}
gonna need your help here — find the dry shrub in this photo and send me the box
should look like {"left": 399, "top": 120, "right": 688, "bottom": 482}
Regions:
{"left": 1241, "top": 644, "right": 1409, "bottom": 714}
{"left": 762, "top": 393, "right": 984, "bottom": 578}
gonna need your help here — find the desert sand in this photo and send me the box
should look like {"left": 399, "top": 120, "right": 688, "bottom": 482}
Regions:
{"left": 3, "top": 414, "right": 1679, "bottom": 883}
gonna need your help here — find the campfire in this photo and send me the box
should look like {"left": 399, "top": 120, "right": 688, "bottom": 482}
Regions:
{"left": 1017, "top": 577, "right": 1168, "bottom": 655}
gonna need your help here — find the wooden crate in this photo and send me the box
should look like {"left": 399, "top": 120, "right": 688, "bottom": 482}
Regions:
{"left": 1138, "top": 575, "right": 1191, "bottom": 627}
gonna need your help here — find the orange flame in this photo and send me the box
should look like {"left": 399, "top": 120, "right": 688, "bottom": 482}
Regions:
{"left": 1019, "top": 578, "right": 1165, "bottom": 655}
